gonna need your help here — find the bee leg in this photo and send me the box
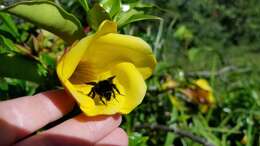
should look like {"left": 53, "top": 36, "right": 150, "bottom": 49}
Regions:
{"left": 106, "top": 92, "right": 112, "bottom": 101}
{"left": 112, "top": 90, "right": 119, "bottom": 102}
{"left": 88, "top": 90, "right": 93, "bottom": 98}
{"left": 87, "top": 89, "right": 95, "bottom": 98}
{"left": 87, "top": 90, "right": 92, "bottom": 97}
{"left": 112, "top": 90, "right": 116, "bottom": 98}
{"left": 91, "top": 91, "right": 95, "bottom": 99}
{"left": 112, "top": 84, "right": 122, "bottom": 95}
{"left": 100, "top": 96, "right": 106, "bottom": 105}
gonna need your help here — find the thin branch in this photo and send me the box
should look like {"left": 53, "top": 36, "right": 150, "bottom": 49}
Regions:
{"left": 134, "top": 124, "right": 215, "bottom": 146}
{"left": 186, "top": 66, "right": 251, "bottom": 78}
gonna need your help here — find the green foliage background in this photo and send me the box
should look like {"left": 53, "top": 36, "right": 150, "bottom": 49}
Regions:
{"left": 0, "top": 0, "right": 260, "bottom": 146}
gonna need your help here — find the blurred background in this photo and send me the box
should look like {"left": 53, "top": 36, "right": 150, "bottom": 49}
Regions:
{"left": 0, "top": 0, "right": 260, "bottom": 146}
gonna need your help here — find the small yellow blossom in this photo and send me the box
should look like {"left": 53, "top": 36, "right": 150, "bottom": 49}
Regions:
{"left": 194, "top": 79, "right": 215, "bottom": 105}
{"left": 57, "top": 20, "right": 156, "bottom": 116}
{"left": 180, "top": 79, "right": 215, "bottom": 113}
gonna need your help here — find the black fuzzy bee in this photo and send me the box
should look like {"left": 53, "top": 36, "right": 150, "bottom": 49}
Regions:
{"left": 86, "top": 76, "right": 121, "bottom": 104}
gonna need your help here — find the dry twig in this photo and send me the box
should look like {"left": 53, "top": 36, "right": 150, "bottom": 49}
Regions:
{"left": 134, "top": 124, "right": 215, "bottom": 146}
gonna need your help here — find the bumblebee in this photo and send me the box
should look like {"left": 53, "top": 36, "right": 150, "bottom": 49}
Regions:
{"left": 86, "top": 76, "right": 121, "bottom": 104}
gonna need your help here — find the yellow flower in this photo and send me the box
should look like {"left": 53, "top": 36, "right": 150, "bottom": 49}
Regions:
{"left": 57, "top": 20, "right": 156, "bottom": 116}
{"left": 194, "top": 79, "right": 215, "bottom": 112}
{"left": 194, "top": 79, "right": 215, "bottom": 105}
{"left": 179, "top": 79, "right": 215, "bottom": 113}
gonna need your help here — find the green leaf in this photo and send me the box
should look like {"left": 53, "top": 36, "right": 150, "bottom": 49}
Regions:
{"left": 0, "top": 78, "right": 8, "bottom": 91}
{"left": 87, "top": 3, "right": 111, "bottom": 30}
{"left": 128, "top": 2, "right": 154, "bottom": 9}
{"left": 0, "top": 54, "right": 46, "bottom": 83}
{"left": 100, "top": 0, "right": 121, "bottom": 18}
{"left": 0, "top": 35, "right": 19, "bottom": 53}
{"left": 174, "top": 25, "right": 193, "bottom": 41}
{"left": 2, "top": 1, "right": 85, "bottom": 44}
{"left": 188, "top": 48, "right": 201, "bottom": 62}
{"left": 78, "top": 0, "right": 90, "bottom": 12}
{"left": 129, "top": 132, "right": 148, "bottom": 146}
{"left": 116, "top": 9, "right": 161, "bottom": 28}
{"left": 39, "top": 52, "right": 56, "bottom": 69}
{"left": 0, "top": 12, "right": 20, "bottom": 40}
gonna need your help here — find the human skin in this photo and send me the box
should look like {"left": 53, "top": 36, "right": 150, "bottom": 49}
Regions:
{"left": 0, "top": 90, "right": 128, "bottom": 146}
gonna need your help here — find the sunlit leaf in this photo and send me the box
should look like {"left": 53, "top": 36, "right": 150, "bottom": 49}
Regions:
{"left": 116, "top": 9, "right": 139, "bottom": 27}
{"left": 2, "top": 1, "right": 85, "bottom": 44}
{"left": 0, "top": 12, "right": 20, "bottom": 41}
{"left": 128, "top": 2, "right": 154, "bottom": 8}
{"left": 174, "top": 25, "right": 193, "bottom": 41}
{"left": 100, "top": 0, "right": 121, "bottom": 18}
{"left": 0, "top": 35, "right": 19, "bottom": 53}
{"left": 39, "top": 52, "right": 56, "bottom": 69}
{"left": 116, "top": 9, "right": 161, "bottom": 28}
{"left": 129, "top": 132, "right": 148, "bottom": 146}
{"left": 87, "top": 3, "right": 111, "bottom": 30}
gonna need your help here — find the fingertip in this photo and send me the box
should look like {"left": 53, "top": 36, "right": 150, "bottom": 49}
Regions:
{"left": 95, "top": 128, "right": 128, "bottom": 146}
{"left": 14, "top": 114, "right": 123, "bottom": 146}
{"left": 0, "top": 90, "right": 75, "bottom": 145}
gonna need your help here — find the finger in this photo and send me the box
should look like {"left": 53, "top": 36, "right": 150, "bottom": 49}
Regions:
{"left": 14, "top": 114, "right": 122, "bottom": 146}
{"left": 95, "top": 128, "right": 128, "bottom": 146}
{"left": 0, "top": 90, "right": 75, "bottom": 146}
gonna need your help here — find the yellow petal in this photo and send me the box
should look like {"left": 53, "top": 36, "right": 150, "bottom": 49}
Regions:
{"left": 95, "top": 20, "right": 117, "bottom": 38}
{"left": 83, "top": 33, "right": 156, "bottom": 80}
{"left": 57, "top": 20, "right": 117, "bottom": 80}
{"left": 194, "top": 79, "right": 212, "bottom": 91}
{"left": 114, "top": 62, "right": 147, "bottom": 113}
{"left": 56, "top": 36, "right": 93, "bottom": 80}
{"left": 208, "top": 93, "right": 215, "bottom": 104}
{"left": 194, "top": 79, "right": 215, "bottom": 104}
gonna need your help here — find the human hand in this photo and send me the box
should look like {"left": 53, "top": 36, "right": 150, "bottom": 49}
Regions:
{"left": 0, "top": 90, "right": 128, "bottom": 146}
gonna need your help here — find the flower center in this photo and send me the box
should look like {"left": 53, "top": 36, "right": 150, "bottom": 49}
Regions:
{"left": 69, "top": 61, "right": 96, "bottom": 84}
{"left": 86, "top": 76, "right": 121, "bottom": 104}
